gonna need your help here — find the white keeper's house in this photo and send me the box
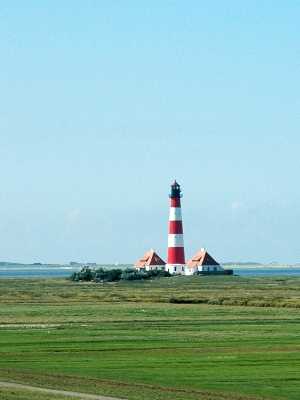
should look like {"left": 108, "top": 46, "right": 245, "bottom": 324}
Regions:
{"left": 185, "top": 248, "right": 226, "bottom": 275}
{"left": 134, "top": 249, "right": 166, "bottom": 272}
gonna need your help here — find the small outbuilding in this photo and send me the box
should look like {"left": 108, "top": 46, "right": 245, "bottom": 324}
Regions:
{"left": 134, "top": 249, "right": 166, "bottom": 272}
{"left": 185, "top": 248, "right": 227, "bottom": 275}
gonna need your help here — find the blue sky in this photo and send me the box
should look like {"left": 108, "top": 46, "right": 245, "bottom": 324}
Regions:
{"left": 0, "top": 1, "right": 299, "bottom": 263}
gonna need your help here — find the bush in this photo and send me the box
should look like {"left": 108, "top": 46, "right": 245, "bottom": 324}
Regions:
{"left": 70, "top": 267, "right": 171, "bottom": 283}
{"left": 121, "top": 269, "right": 171, "bottom": 281}
{"left": 70, "top": 267, "right": 95, "bottom": 282}
{"left": 94, "top": 268, "right": 122, "bottom": 282}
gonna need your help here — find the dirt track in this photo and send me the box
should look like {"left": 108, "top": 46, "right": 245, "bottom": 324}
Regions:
{"left": 0, "top": 380, "right": 125, "bottom": 400}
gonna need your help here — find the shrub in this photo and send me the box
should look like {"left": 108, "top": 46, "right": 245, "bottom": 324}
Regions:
{"left": 70, "top": 267, "right": 95, "bottom": 282}
{"left": 121, "top": 269, "right": 171, "bottom": 281}
{"left": 70, "top": 267, "right": 171, "bottom": 283}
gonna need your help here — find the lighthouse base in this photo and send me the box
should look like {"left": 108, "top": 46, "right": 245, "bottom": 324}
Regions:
{"left": 166, "top": 264, "right": 185, "bottom": 275}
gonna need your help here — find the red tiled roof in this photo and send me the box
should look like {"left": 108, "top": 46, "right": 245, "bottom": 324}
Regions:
{"left": 187, "top": 249, "right": 219, "bottom": 268}
{"left": 134, "top": 249, "right": 166, "bottom": 268}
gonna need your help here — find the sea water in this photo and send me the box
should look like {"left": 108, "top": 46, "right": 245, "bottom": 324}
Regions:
{"left": 0, "top": 264, "right": 81, "bottom": 278}
{"left": 235, "top": 267, "right": 300, "bottom": 277}
{"left": 1, "top": 264, "right": 300, "bottom": 278}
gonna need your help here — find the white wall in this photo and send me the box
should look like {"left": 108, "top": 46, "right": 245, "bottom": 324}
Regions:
{"left": 166, "top": 264, "right": 185, "bottom": 275}
{"left": 145, "top": 265, "right": 165, "bottom": 271}
{"left": 185, "top": 265, "right": 224, "bottom": 275}
{"left": 135, "top": 265, "right": 165, "bottom": 272}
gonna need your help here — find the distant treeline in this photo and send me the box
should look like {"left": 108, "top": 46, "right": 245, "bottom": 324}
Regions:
{"left": 222, "top": 262, "right": 262, "bottom": 266}
{"left": 70, "top": 266, "right": 171, "bottom": 282}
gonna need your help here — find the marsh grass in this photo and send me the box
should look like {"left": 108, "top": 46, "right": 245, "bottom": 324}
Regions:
{"left": 1, "top": 275, "right": 300, "bottom": 308}
{"left": 0, "top": 276, "right": 300, "bottom": 399}
{"left": 0, "top": 386, "right": 79, "bottom": 400}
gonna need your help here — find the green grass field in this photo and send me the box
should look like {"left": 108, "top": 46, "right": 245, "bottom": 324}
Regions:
{"left": 0, "top": 387, "right": 79, "bottom": 400}
{"left": 0, "top": 276, "right": 300, "bottom": 400}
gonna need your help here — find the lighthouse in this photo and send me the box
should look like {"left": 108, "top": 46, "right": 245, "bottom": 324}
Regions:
{"left": 166, "top": 180, "right": 186, "bottom": 274}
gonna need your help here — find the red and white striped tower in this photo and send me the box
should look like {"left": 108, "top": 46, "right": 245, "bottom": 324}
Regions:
{"left": 166, "top": 180, "right": 185, "bottom": 274}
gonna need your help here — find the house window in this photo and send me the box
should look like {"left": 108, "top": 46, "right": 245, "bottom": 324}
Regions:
{"left": 174, "top": 266, "right": 177, "bottom": 272}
